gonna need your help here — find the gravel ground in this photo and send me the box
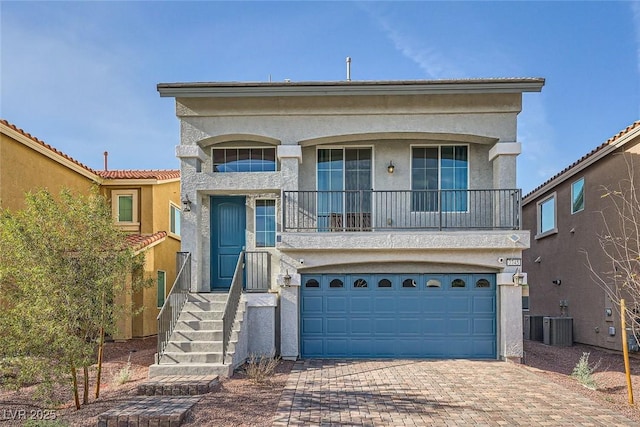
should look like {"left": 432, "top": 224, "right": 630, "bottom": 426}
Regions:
{"left": 1, "top": 338, "right": 639, "bottom": 425}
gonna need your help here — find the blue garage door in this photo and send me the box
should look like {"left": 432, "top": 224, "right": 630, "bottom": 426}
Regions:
{"left": 300, "top": 273, "right": 496, "bottom": 359}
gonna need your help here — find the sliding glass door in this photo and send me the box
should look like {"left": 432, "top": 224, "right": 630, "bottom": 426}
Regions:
{"left": 317, "top": 148, "right": 372, "bottom": 231}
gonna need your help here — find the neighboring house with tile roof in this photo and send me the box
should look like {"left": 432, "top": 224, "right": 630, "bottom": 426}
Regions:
{"left": 0, "top": 119, "right": 181, "bottom": 340}
{"left": 156, "top": 77, "right": 545, "bottom": 372}
{"left": 522, "top": 121, "right": 640, "bottom": 351}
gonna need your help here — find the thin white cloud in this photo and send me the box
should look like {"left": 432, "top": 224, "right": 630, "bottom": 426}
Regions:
{"left": 359, "top": 3, "right": 465, "bottom": 79}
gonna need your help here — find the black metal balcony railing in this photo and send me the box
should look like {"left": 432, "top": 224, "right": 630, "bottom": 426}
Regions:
{"left": 283, "top": 189, "right": 521, "bottom": 232}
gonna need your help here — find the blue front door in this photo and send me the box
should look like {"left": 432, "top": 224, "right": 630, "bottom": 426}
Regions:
{"left": 211, "top": 196, "right": 246, "bottom": 290}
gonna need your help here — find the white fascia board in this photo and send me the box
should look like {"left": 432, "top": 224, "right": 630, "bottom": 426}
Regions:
{"left": 158, "top": 79, "right": 545, "bottom": 98}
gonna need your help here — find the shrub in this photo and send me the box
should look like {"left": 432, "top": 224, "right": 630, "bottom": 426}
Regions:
{"left": 112, "top": 352, "right": 132, "bottom": 386}
{"left": 571, "top": 352, "right": 599, "bottom": 390}
{"left": 244, "top": 353, "right": 280, "bottom": 384}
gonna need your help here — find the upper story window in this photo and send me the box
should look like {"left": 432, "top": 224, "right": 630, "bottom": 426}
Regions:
{"left": 213, "top": 148, "right": 276, "bottom": 172}
{"left": 255, "top": 199, "right": 276, "bottom": 247}
{"left": 571, "top": 177, "right": 584, "bottom": 214}
{"left": 411, "top": 145, "right": 468, "bottom": 212}
{"left": 118, "top": 195, "right": 133, "bottom": 222}
{"left": 170, "top": 203, "right": 181, "bottom": 237}
{"left": 536, "top": 193, "right": 557, "bottom": 238}
{"left": 111, "top": 189, "right": 139, "bottom": 232}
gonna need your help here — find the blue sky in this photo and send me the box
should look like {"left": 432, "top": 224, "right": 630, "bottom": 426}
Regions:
{"left": 1, "top": 1, "right": 639, "bottom": 193}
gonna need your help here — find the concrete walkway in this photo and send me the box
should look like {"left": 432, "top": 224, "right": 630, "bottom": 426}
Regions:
{"left": 273, "top": 359, "right": 635, "bottom": 426}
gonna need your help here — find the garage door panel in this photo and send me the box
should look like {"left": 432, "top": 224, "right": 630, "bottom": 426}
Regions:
{"left": 448, "top": 339, "right": 472, "bottom": 357}
{"left": 302, "top": 318, "right": 323, "bottom": 334}
{"left": 473, "top": 339, "right": 496, "bottom": 357}
{"left": 301, "top": 273, "right": 496, "bottom": 359}
{"left": 326, "top": 296, "right": 347, "bottom": 312}
{"left": 351, "top": 296, "right": 371, "bottom": 312}
{"left": 473, "top": 318, "right": 495, "bottom": 334}
{"left": 375, "top": 318, "right": 396, "bottom": 334}
{"left": 301, "top": 339, "right": 323, "bottom": 357}
{"left": 473, "top": 296, "right": 495, "bottom": 313}
{"left": 326, "top": 318, "right": 348, "bottom": 334}
{"left": 398, "top": 318, "right": 421, "bottom": 334}
{"left": 423, "top": 318, "right": 447, "bottom": 334}
{"left": 350, "top": 339, "right": 373, "bottom": 356}
{"left": 374, "top": 296, "right": 396, "bottom": 312}
{"left": 302, "top": 295, "right": 323, "bottom": 312}
{"left": 351, "top": 318, "right": 372, "bottom": 334}
{"left": 396, "top": 339, "right": 423, "bottom": 356}
{"left": 449, "top": 318, "right": 471, "bottom": 334}
{"left": 373, "top": 339, "right": 395, "bottom": 356}
{"left": 423, "top": 296, "right": 446, "bottom": 312}
{"left": 447, "top": 296, "right": 471, "bottom": 313}
{"left": 326, "top": 339, "right": 348, "bottom": 356}
{"left": 398, "top": 297, "right": 421, "bottom": 312}
{"left": 423, "top": 339, "right": 447, "bottom": 357}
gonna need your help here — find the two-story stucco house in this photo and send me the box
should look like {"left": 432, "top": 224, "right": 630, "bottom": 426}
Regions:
{"left": 522, "top": 121, "right": 640, "bottom": 351}
{"left": 151, "top": 78, "right": 544, "bottom": 377}
{"left": 1, "top": 119, "right": 181, "bottom": 340}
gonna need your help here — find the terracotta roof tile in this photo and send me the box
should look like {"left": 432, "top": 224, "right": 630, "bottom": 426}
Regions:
{"left": 1, "top": 119, "right": 98, "bottom": 175}
{"left": 125, "top": 231, "right": 167, "bottom": 251}
{"left": 524, "top": 120, "right": 640, "bottom": 199}
{"left": 96, "top": 170, "right": 180, "bottom": 180}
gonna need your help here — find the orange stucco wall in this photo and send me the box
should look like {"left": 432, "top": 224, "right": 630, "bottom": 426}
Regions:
{"left": 0, "top": 132, "right": 97, "bottom": 211}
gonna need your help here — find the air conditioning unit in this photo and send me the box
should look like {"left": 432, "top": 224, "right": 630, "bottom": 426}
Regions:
{"left": 543, "top": 317, "right": 573, "bottom": 346}
{"left": 524, "top": 315, "right": 544, "bottom": 341}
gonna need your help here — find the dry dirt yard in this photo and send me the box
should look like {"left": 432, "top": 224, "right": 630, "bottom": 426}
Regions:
{"left": 1, "top": 338, "right": 639, "bottom": 426}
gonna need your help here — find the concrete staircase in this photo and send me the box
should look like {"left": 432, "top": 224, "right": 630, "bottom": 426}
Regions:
{"left": 148, "top": 293, "right": 244, "bottom": 378}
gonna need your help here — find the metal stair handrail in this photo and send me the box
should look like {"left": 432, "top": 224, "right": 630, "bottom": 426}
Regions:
{"left": 156, "top": 252, "right": 191, "bottom": 361}
{"left": 222, "top": 251, "right": 245, "bottom": 361}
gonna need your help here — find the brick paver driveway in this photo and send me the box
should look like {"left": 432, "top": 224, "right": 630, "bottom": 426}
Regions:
{"left": 273, "top": 359, "right": 634, "bottom": 426}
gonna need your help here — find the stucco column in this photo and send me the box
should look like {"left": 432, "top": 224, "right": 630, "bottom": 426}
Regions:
{"left": 497, "top": 272, "right": 527, "bottom": 362}
{"left": 489, "top": 142, "right": 521, "bottom": 189}
{"left": 277, "top": 144, "right": 302, "bottom": 359}
{"left": 176, "top": 145, "right": 207, "bottom": 292}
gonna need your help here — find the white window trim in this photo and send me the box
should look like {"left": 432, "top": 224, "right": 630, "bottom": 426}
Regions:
{"left": 535, "top": 192, "right": 558, "bottom": 239}
{"left": 169, "top": 202, "right": 181, "bottom": 240}
{"left": 111, "top": 189, "right": 140, "bottom": 231}
{"left": 571, "top": 177, "right": 585, "bottom": 214}
{"left": 157, "top": 270, "right": 166, "bottom": 308}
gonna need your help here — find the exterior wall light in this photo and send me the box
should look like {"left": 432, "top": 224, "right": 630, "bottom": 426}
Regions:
{"left": 387, "top": 161, "right": 395, "bottom": 174}
{"left": 512, "top": 270, "right": 525, "bottom": 286}
{"left": 282, "top": 270, "right": 292, "bottom": 287}
{"left": 182, "top": 195, "right": 192, "bottom": 212}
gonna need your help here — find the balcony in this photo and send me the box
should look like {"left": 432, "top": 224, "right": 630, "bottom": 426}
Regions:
{"left": 282, "top": 189, "right": 521, "bottom": 232}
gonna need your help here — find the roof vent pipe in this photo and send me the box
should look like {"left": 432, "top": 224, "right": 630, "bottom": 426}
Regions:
{"left": 346, "top": 56, "right": 351, "bottom": 81}
{"left": 103, "top": 151, "right": 108, "bottom": 171}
